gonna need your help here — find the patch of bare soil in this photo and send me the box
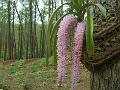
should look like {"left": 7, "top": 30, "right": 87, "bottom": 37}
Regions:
{"left": 77, "top": 63, "right": 90, "bottom": 90}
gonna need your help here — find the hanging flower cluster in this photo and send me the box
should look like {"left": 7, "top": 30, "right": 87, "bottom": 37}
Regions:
{"left": 47, "top": 1, "right": 106, "bottom": 90}
{"left": 57, "top": 15, "right": 77, "bottom": 86}
{"left": 57, "top": 15, "right": 85, "bottom": 89}
{"left": 71, "top": 22, "right": 85, "bottom": 90}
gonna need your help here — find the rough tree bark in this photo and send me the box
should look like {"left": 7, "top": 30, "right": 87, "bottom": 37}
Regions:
{"left": 89, "top": 0, "right": 120, "bottom": 90}
{"left": 90, "top": 57, "right": 120, "bottom": 90}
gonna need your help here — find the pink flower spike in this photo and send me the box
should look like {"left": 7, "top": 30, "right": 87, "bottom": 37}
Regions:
{"left": 57, "top": 15, "right": 77, "bottom": 86}
{"left": 71, "top": 22, "right": 85, "bottom": 90}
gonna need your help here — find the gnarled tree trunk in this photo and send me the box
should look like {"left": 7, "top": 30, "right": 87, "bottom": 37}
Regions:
{"left": 81, "top": 0, "right": 120, "bottom": 90}
{"left": 90, "top": 0, "right": 120, "bottom": 90}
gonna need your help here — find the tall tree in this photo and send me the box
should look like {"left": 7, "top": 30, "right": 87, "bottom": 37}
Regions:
{"left": 29, "top": 0, "right": 36, "bottom": 58}
{"left": 12, "top": 1, "right": 17, "bottom": 59}
{"left": 36, "top": 0, "right": 46, "bottom": 58}
{"left": 48, "top": 0, "right": 51, "bottom": 18}
{"left": 7, "top": 0, "right": 14, "bottom": 60}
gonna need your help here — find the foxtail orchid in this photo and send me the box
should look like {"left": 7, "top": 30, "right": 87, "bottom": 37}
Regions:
{"left": 47, "top": 0, "right": 106, "bottom": 89}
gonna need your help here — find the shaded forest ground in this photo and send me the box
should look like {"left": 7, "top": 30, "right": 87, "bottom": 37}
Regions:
{"left": 0, "top": 59, "right": 90, "bottom": 90}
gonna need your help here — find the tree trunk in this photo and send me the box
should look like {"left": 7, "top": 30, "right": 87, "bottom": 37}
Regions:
{"left": 29, "top": 0, "right": 35, "bottom": 58}
{"left": 36, "top": 1, "right": 45, "bottom": 58}
{"left": 12, "top": 2, "right": 16, "bottom": 60}
{"left": 48, "top": 0, "right": 51, "bottom": 19}
{"left": 7, "top": 0, "right": 14, "bottom": 60}
{"left": 14, "top": 1, "right": 24, "bottom": 59}
{"left": 34, "top": 3, "right": 38, "bottom": 58}
{"left": 89, "top": 0, "right": 120, "bottom": 90}
{"left": 90, "top": 56, "right": 120, "bottom": 90}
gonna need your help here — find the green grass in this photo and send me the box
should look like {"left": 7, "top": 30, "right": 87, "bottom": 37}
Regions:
{"left": 0, "top": 59, "right": 90, "bottom": 90}
{"left": 0, "top": 59, "right": 63, "bottom": 90}
{"left": 0, "top": 59, "right": 58, "bottom": 90}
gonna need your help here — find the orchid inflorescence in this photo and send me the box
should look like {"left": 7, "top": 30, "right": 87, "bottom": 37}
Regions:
{"left": 46, "top": 0, "right": 106, "bottom": 89}
{"left": 57, "top": 15, "right": 78, "bottom": 87}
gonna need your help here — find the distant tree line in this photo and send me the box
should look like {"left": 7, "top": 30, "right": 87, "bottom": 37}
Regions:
{"left": 0, "top": 0, "right": 65, "bottom": 60}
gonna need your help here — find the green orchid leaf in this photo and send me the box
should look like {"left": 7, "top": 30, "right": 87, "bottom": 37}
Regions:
{"left": 72, "top": 0, "right": 78, "bottom": 5}
{"left": 50, "top": 13, "right": 71, "bottom": 65}
{"left": 86, "top": 6, "right": 94, "bottom": 56}
{"left": 50, "top": 13, "right": 70, "bottom": 41}
{"left": 81, "top": 3, "right": 106, "bottom": 17}
{"left": 95, "top": 3, "right": 106, "bottom": 17}
{"left": 81, "top": 3, "right": 93, "bottom": 17}
{"left": 46, "top": 3, "right": 70, "bottom": 65}
{"left": 82, "top": 3, "right": 93, "bottom": 9}
{"left": 78, "top": 0, "right": 84, "bottom": 7}
{"left": 48, "top": 3, "right": 71, "bottom": 31}
{"left": 71, "top": 0, "right": 80, "bottom": 11}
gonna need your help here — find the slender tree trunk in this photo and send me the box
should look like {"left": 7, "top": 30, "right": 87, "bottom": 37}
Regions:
{"left": 48, "top": 0, "right": 51, "bottom": 19}
{"left": 54, "top": 0, "right": 58, "bottom": 21}
{"left": 29, "top": 0, "right": 35, "bottom": 58}
{"left": 34, "top": 4, "right": 38, "bottom": 58}
{"left": 29, "top": 0, "right": 33, "bottom": 58}
{"left": 18, "top": 23, "right": 24, "bottom": 59}
{"left": 40, "top": 12, "right": 45, "bottom": 58}
{"left": 51, "top": 0, "right": 54, "bottom": 12}
{"left": 61, "top": 0, "right": 63, "bottom": 16}
{"left": 4, "top": 24, "right": 7, "bottom": 60}
{"left": 14, "top": 1, "right": 24, "bottom": 59}
{"left": 7, "top": 0, "right": 13, "bottom": 60}
{"left": 36, "top": 1, "right": 45, "bottom": 58}
{"left": 12, "top": 3, "right": 15, "bottom": 59}
{"left": 0, "top": 29, "right": 2, "bottom": 59}
{"left": 24, "top": 8, "right": 29, "bottom": 59}
{"left": 0, "top": 0, "right": 4, "bottom": 59}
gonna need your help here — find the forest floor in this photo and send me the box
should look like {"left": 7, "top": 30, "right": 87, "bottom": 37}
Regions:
{"left": 0, "top": 59, "right": 90, "bottom": 90}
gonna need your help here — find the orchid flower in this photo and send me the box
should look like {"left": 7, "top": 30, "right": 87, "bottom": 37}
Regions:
{"left": 57, "top": 15, "right": 77, "bottom": 86}
{"left": 47, "top": 0, "right": 106, "bottom": 89}
{"left": 71, "top": 22, "right": 85, "bottom": 89}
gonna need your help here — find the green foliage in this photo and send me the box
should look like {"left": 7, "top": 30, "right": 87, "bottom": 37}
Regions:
{"left": 50, "top": 13, "right": 71, "bottom": 64}
{"left": 31, "top": 57, "right": 54, "bottom": 72}
{"left": 10, "top": 63, "right": 17, "bottom": 74}
{"left": 47, "top": 3, "right": 71, "bottom": 32}
{"left": 78, "top": 0, "right": 84, "bottom": 7}
{"left": 72, "top": 0, "right": 80, "bottom": 12}
{"left": 31, "top": 59, "right": 45, "bottom": 72}
{"left": 46, "top": 2, "right": 71, "bottom": 65}
{"left": 86, "top": 6, "right": 94, "bottom": 55}
{"left": 95, "top": 3, "right": 106, "bottom": 17}
{"left": 0, "top": 60, "right": 61, "bottom": 90}
{"left": 48, "top": 0, "right": 106, "bottom": 57}
{"left": 31, "top": 64, "right": 38, "bottom": 72}
{"left": 10, "top": 60, "right": 25, "bottom": 74}
{"left": 48, "top": 56, "right": 54, "bottom": 65}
